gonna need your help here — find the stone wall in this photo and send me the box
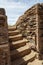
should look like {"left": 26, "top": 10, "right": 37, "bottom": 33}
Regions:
{"left": 0, "top": 8, "right": 10, "bottom": 65}
{"left": 16, "top": 4, "right": 37, "bottom": 49}
{"left": 16, "top": 3, "right": 43, "bottom": 59}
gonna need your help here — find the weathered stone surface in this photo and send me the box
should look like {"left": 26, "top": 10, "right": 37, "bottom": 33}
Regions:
{"left": 16, "top": 3, "right": 43, "bottom": 60}
{"left": 0, "top": 8, "right": 10, "bottom": 65}
{"left": 0, "top": 8, "right": 5, "bottom": 15}
{"left": 0, "top": 3, "right": 43, "bottom": 65}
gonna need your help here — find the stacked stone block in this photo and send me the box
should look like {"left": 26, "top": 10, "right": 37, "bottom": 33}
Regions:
{"left": 16, "top": 3, "right": 43, "bottom": 59}
{"left": 16, "top": 4, "right": 37, "bottom": 49}
{"left": 36, "top": 4, "right": 43, "bottom": 59}
{"left": 0, "top": 8, "right": 10, "bottom": 65}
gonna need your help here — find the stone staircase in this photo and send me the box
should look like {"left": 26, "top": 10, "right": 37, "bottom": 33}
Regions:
{"left": 11, "top": 50, "right": 36, "bottom": 65}
{"left": 8, "top": 26, "right": 36, "bottom": 65}
{"left": 0, "top": 4, "right": 43, "bottom": 65}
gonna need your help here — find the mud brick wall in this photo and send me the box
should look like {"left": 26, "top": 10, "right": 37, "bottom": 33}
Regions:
{"left": 0, "top": 8, "right": 10, "bottom": 65}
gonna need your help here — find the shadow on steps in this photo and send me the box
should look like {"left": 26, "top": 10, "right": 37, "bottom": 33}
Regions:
{"left": 9, "top": 39, "right": 36, "bottom": 65}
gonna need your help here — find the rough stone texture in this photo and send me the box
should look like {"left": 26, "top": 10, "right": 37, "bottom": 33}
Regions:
{"left": 16, "top": 5, "right": 37, "bottom": 54}
{"left": 8, "top": 3, "right": 43, "bottom": 65}
{"left": 0, "top": 3, "right": 43, "bottom": 65}
{"left": 0, "top": 8, "right": 10, "bottom": 65}
{"left": 0, "top": 8, "right": 5, "bottom": 15}
{"left": 16, "top": 3, "right": 43, "bottom": 59}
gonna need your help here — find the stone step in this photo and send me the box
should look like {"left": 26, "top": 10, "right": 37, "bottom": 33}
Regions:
{"left": 27, "top": 59, "right": 43, "bottom": 65}
{"left": 10, "top": 39, "right": 28, "bottom": 50}
{"left": 8, "top": 30, "right": 20, "bottom": 36}
{"left": 8, "top": 26, "right": 17, "bottom": 31}
{"left": 11, "top": 45, "right": 31, "bottom": 61}
{"left": 9, "top": 34, "right": 23, "bottom": 41}
{"left": 11, "top": 50, "right": 36, "bottom": 65}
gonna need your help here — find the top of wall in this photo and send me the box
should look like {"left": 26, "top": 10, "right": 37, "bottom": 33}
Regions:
{"left": 24, "top": 3, "right": 43, "bottom": 13}
{"left": 0, "top": 8, "right": 5, "bottom": 15}
{"left": 16, "top": 3, "right": 43, "bottom": 25}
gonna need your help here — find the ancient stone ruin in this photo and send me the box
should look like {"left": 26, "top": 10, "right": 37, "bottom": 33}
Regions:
{"left": 16, "top": 3, "right": 43, "bottom": 59}
{"left": 0, "top": 3, "right": 43, "bottom": 65}
{"left": 0, "top": 8, "right": 10, "bottom": 65}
